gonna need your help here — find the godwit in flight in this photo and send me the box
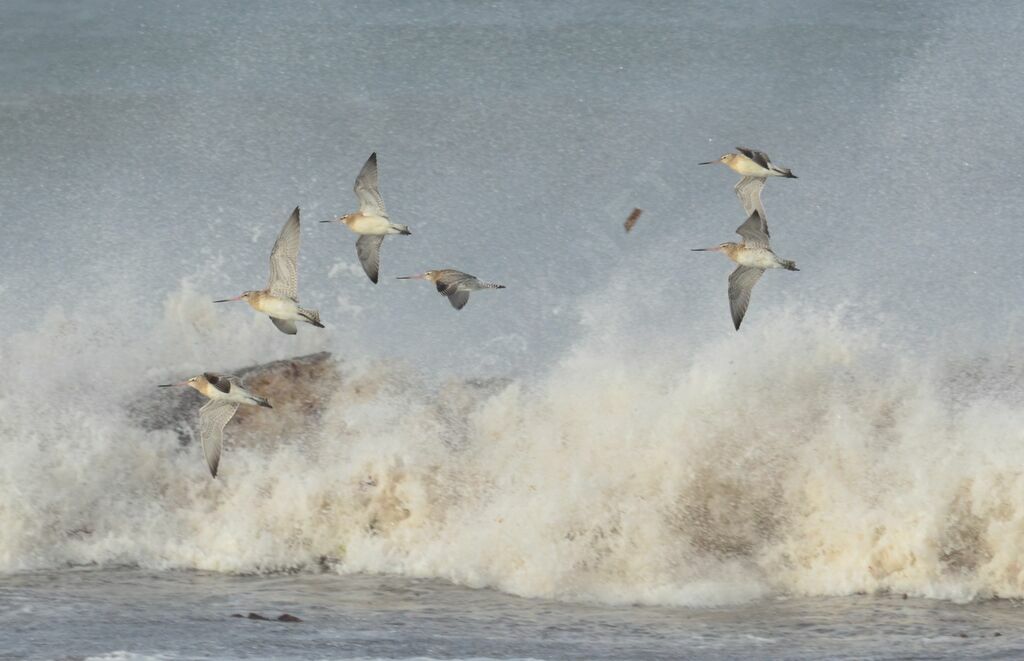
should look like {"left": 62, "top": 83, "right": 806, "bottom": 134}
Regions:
{"left": 214, "top": 207, "right": 324, "bottom": 334}
{"left": 157, "top": 373, "right": 271, "bottom": 477}
{"left": 700, "top": 147, "right": 796, "bottom": 219}
{"left": 396, "top": 269, "right": 505, "bottom": 310}
{"left": 322, "top": 152, "right": 411, "bottom": 284}
{"left": 692, "top": 210, "right": 798, "bottom": 330}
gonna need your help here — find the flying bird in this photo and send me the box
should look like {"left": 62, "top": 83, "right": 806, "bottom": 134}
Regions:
{"left": 396, "top": 269, "right": 505, "bottom": 310}
{"left": 700, "top": 147, "right": 796, "bottom": 219}
{"left": 157, "top": 373, "right": 272, "bottom": 477}
{"left": 699, "top": 146, "right": 796, "bottom": 179}
{"left": 322, "top": 152, "right": 411, "bottom": 284}
{"left": 692, "top": 210, "right": 798, "bottom": 330}
{"left": 214, "top": 207, "right": 324, "bottom": 334}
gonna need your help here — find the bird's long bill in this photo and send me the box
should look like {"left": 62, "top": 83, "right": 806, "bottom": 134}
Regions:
{"left": 157, "top": 381, "right": 187, "bottom": 387}
{"left": 212, "top": 295, "right": 243, "bottom": 303}
{"left": 319, "top": 219, "right": 335, "bottom": 223}
{"left": 691, "top": 246, "right": 722, "bottom": 252}
{"left": 396, "top": 274, "right": 427, "bottom": 280}
{"left": 697, "top": 161, "right": 715, "bottom": 165}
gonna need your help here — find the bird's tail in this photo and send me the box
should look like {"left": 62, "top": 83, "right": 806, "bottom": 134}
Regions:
{"left": 781, "top": 260, "right": 799, "bottom": 271}
{"left": 776, "top": 167, "right": 797, "bottom": 179}
{"left": 299, "top": 307, "right": 325, "bottom": 327}
{"left": 388, "top": 223, "right": 412, "bottom": 235}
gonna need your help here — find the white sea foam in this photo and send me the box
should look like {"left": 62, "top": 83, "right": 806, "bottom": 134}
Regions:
{"left": 2, "top": 284, "right": 1023, "bottom": 607}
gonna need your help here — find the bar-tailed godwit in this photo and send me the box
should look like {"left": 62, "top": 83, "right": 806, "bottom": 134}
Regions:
{"left": 692, "top": 210, "right": 798, "bottom": 330}
{"left": 396, "top": 269, "right": 505, "bottom": 310}
{"left": 214, "top": 207, "right": 324, "bottom": 334}
{"left": 699, "top": 147, "right": 796, "bottom": 179}
{"left": 700, "top": 147, "right": 796, "bottom": 220}
{"left": 157, "top": 373, "right": 272, "bottom": 477}
{"left": 322, "top": 152, "right": 411, "bottom": 284}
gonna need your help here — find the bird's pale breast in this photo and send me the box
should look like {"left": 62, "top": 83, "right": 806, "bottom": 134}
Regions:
{"left": 728, "top": 157, "right": 770, "bottom": 177}
{"left": 253, "top": 294, "right": 299, "bottom": 318}
{"left": 736, "top": 247, "right": 781, "bottom": 269}
{"left": 347, "top": 214, "right": 391, "bottom": 235}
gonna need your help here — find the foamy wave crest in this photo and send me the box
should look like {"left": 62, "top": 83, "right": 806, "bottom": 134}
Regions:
{"left": 2, "top": 284, "right": 1024, "bottom": 607}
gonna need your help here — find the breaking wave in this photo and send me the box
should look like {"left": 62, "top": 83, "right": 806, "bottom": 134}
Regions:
{"left": 2, "top": 282, "right": 1024, "bottom": 608}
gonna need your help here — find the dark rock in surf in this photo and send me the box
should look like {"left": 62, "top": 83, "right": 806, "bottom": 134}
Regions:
{"left": 134, "top": 351, "right": 339, "bottom": 444}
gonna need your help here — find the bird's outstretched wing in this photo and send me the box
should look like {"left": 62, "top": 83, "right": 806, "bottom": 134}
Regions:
{"left": 271, "top": 317, "right": 297, "bottom": 335}
{"left": 435, "top": 270, "right": 472, "bottom": 295}
{"left": 735, "top": 210, "right": 770, "bottom": 249}
{"left": 356, "top": 234, "right": 385, "bottom": 284}
{"left": 202, "top": 372, "right": 249, "bottom": 395}
{"left": 735, "top": 146, "right": 771, "bottom": 169}
{"left": 433, "top": 271, "right": 476, "bottom": 309}
{"left": 204, "top": 372, "right": 247, "bottom": 394}
{"left": 446, "top": 290, "right": 470, "bottom": 310}
{"left": 728, "top": 265, "right": 765, "bottom": 330}
{"left": 354, "top": 152, "right": 387, "bottom": 218}
{"left": 268, "top": 207, "right": 301, "bottom": 300}
{"left": 202, "top": 373, "right": 231, "bottom": 394}
{"left": 198, "top": 399, "right": 240, "bottom": 478}
{"left": 734, "top": 176, "right": 767, "bottom": 224}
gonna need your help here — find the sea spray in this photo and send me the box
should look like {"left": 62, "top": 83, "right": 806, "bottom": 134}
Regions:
{"left": 2, "top": 285, "right": 1023, "bottom": 606}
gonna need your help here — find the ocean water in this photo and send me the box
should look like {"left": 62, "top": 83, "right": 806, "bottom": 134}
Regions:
{"left": 3, "top": 1, "right": 1024, "bottom": 659}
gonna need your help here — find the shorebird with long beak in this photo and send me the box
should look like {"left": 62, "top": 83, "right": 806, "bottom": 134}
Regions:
{"left": 700, "top": 147, "right": 797, "bottom": 179}
{"left": 322, "top": 152, "right": 411, "bottom": 284}
{"left": 700, "top": 147, "right": 796, "bottom": 219}
{"left": 157, "top": 373, "right": 272, "bottom": 477}
{"left": 214, "top": 207, "right": 324, "bottom": 334}
{"left": 692, "top": 210, "right": 798, "bottom": 330}
{"left": 397, "top": 269, "right": 505, "bottom": 310}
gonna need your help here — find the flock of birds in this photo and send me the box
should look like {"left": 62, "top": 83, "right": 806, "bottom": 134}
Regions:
{"left": 160, "top": 147, "right": 796, "bottom": 477}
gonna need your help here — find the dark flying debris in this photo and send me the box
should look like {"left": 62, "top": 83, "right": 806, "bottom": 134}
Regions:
{"left": 624, "top": 208, "right": 643, "bottom": 233}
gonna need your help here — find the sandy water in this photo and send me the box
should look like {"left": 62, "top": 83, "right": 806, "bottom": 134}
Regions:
{"left": 5, "top": 569, "right": 1024, "bottom": 660}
